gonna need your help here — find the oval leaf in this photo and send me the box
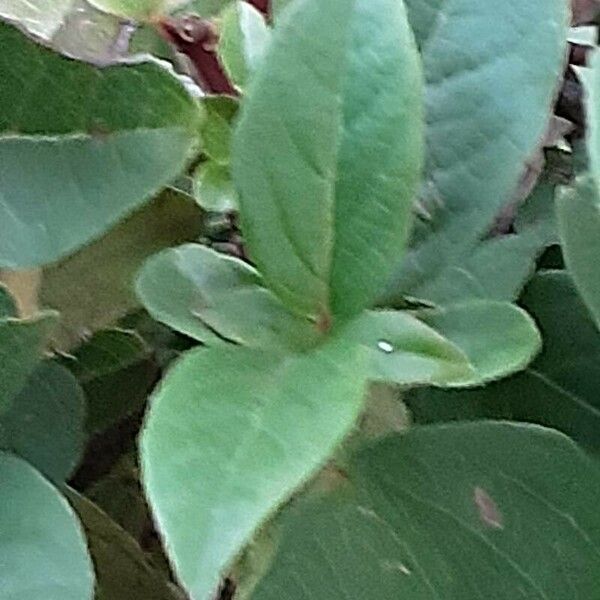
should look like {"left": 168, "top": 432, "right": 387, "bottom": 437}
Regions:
{"left": 232, "top": 0, "right": 424, "bottom": 321}
{"left": 141, "top": 341, "right": 367, "bottom": 599}
{"left": 0, "top": 362, "right": 86, "bottom": 483}
{"left": 253, "top": 422, "right": 600, "bottom": 599}
{"left": 416, "top": 301, "right": 541, "bottom": 386}
{"left": 336, "top": 310, "right": 474, "bottom": 387}
{"left": 0, "top": 22, "right": 201, "bottom": 268}
{"left": 0, "top": 452, "right": 94, "bottom": 600}
{"left": 386, "top": 0, "right": 569, "bottom": 302}
{"left": 408, "top": 271, "right": 600, "bottom": 451}
{"left": 136, "top": 244, "right": 318, "bottom": 350}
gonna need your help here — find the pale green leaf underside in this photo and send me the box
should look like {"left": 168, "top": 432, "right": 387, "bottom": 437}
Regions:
{"left": 233, "top": 0, "right": 424, "bottom": 320}
{"left": 557, "top": 177, "right": 600, "bottom": 329}
{"left": 141, "top": 341, "right": 367, "bottom": 599}
{"left": 0, "top": 130, "right": 194, "bottom": 267}
{"left": 136, "top": 244, "right": 318, "bottom": 350}
{"left": 0, "top": 361, "right": 86, "bottom": 483}
{"left": 0, "top": 311, "right": 57, "bottom": 413}
{"left": 0, "top": 21, "right": 200, "bottom": 267}
{"left": 0, "top": 452, "right": 94, "bottom": 600}
{"left": 388, "top": 0, "right": 568, "bottom": 301}
{"left": 0, "top": 0, "right": 76, "bottom": 38}
{"left": 580, "top": 50, "right": 600, "bottom": 193}
{"left": 253, "top": 422, "right": 600, "bottom": 599}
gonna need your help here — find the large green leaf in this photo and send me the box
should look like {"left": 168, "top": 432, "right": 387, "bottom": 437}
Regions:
{"left": 0, "top": 21, "right": 201, "bottom": 268}
{"left": 0, "top": 452, "right": 94, "bottom": 600}
{"left": 232, "top": 0, "right": 424, "bottom": 321}
{"left": 336, "top": 310, "right": 474, "bottom": 387}
{"left": 0, "top": 311, "right": 57, "bottom": 412}
{"left": 0, "top": 361, "right": 86, "bottom": 483}
{"left": 69, "top": 491, "right": 181, "bottom": 600}
{"left": 253, "top": 423, "right": 600, "bottom": 599}
{"left": 382, "top": 185, "right": 556, "bottom": 306}
{"left": 137, "top": 244, "right": 318, "bottom": 350}
{"left": 141, "top": 340, "right": 367, "bottom": 599}
{"left": 416, "top": 300, "right": 541, "bottom": 386}
{"left": 385, "top": 0, "right": 568, "bottom": 303}
{"left": 557, "top": 180, "right": 600, "bottom": 332}
{"left": 87, "top": 0, "right": 188, "bottom": 19}
{"left": 408, "top": 271, "right": 600, "bottom": 451}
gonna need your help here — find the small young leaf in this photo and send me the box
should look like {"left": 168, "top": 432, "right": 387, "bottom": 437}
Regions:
{"left": 136, "top": 244, "right": 318, "bottom": 350}
{"left": 141, "top": 340, "right": 367, "bottom": 599}
{"left": 218, "top": 1, "right": 271, "bottom": 89}
{"left": 193, "top": 161, "right": 238, "bottom": 212}
{"left": 200, "top": 96, "right": 238, "bottom": 166}
{"left": 0, "top": 452, "right": 94, "bottom": 600}
{"left": 232, "top": 0, "right": 424, "bottom": 321}
{"left": 252, "top": 423, "right": 600, "bottom": 599}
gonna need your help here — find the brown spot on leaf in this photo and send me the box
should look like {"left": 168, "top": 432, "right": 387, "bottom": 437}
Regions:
{"left": 474, "top": 486, "right": 503, "bottom": 529}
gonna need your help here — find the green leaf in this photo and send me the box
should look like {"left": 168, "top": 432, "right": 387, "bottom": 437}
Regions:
{"left": 61, "top": 329, "right": 158, "bottom": 435}
{"left": 0, "top": 283, "right": 17, "bottom": 317}
{"left": 175, "top": 0, "right": 233, "bottom": 16}
{"left": 232, "top": 0, "right": 424, "bottom": 321}
{"left": 385, "top": 0, "right": 569, "bottom": 303}
{"left": 193, "top": 161, "right": 238, "bottom": 212}
{"left": 0, "top": 362, "right": 86, "bottom": 483}
{"left": 218, "top": 1, "right": 271, "bottom": 89}
{"left": 0, "top": 0, "right": 77, "bottom": 38}
{"left": 136, "top": 243, "right": 318, "bottom": 350}
{"left": 271, "top": 0, "right": 292, "bottom": 20}
{"left": 253, "top": 422, "right": 600, "bottom": 600}
{"left": 200, "top": 96, "right": 238, "bottom": 166}
{"left": 579, "top": 50, "right": 600, "bottom": 190}
{"left": 417, "top": 301, "right": 541, "bottom": 386}
{"left": 0, "top": 22, "right": 201, "bottom": 268}
{"left": 40, "top": 191, "right": 204, "bottom": 350}
{"left": 69, "top": 491, "right": 181, "bottom": 600}
{"left": 141, "top": 340, "right": 367, "bottom": 599}
{"left": 336, "top": 310, "right": 474, "bottom": 387}
{"left": 408, "top": 271, "right": 600, "bottom": 451}
{"left": 87, "top": 0, "right": 186, "bottom": 19}
{"left": 0, "top": 311, "right": 57, "bottom": 412}
{"left": 0, "top": 452, "right": 94, "bottom": 600}
{"left": 383, "top": 185, "right": 556, "bottom": 306}
{"left": 557, "top": 178, "right": 600, "bottom": 331}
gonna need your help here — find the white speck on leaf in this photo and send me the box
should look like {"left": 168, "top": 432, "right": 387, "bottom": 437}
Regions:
{"left": 377, "top": 340, "right": 394, "bottom": 353}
